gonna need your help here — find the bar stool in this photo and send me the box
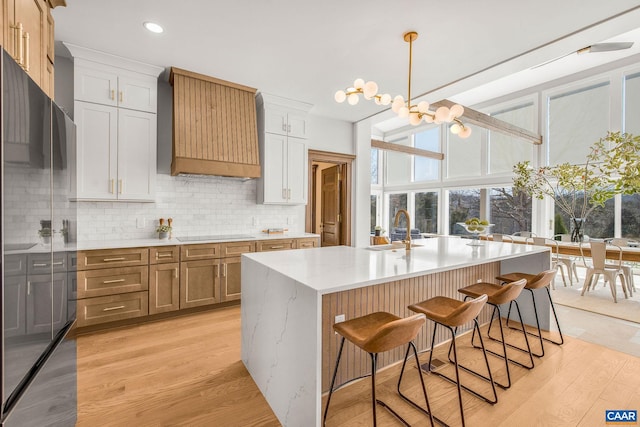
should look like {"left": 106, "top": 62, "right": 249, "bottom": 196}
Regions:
{"left": 495, "top": 270, "right": 561, "bottom": 357}
{"left": 323, "top": 312, "right": 436, "bottom": 427}
{"left": 408, "top": 294, "right": 495, "bottom": 427}
{"left": 457, "top": 278, "right": 534, "bottom": 389}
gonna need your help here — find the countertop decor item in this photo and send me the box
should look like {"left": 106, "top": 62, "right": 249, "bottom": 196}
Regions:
{"left": 334, "top": 31, "right": 470, "bottom": 137}
{"left": 457, "top": 218, "right": 493, "bottom": 246}
{"left": 156, "top": 218, "right": 172, "bottom": 240}
{"left": 513, "top": 132, "right": 640, "bottom": 242}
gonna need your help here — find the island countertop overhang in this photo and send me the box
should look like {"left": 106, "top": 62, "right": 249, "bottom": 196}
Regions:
{"left": 242, "top": 237, "right": 550, "bottom": 294}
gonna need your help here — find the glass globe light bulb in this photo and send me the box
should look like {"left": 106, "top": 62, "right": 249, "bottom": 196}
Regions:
{"left": 409, "top": 113, "right": 422, "bottom": 126}
{"left": 334, "top": 90, "right": 346, "bottom": 103}
{"left": 458, "top": 126, "right": 472, "bottom": 139}
{"left": 435, "top": 106, "right": 450, "bottom": 122}
{"left": 380, "top": 94, "right": 392, "bottom": 105}
{"left": 450, "top": 123, "right": 461, "bottom": 134}
{"left": 348, "top": 93, "right": 359, "bottom": 105}
{"left": 392, "top": 98, "right": 404, "bottom": 113}
{"left": 450, "top": 104, "right": 464, "bottom": 118}
{"left": 417, "top": 101, "right": 430, "bottom": 113}
{"left": 374, "top": 97, "right": 382, "bottom": 105}
{"left": 353, "top": 78, "right": 365, "bottom": 90}
{"left": 393, "top": 95, "right": 405, "bottom": 104}
{"left": 424, "top": 114, "right": 434, "bottom": 123}
{"left": 398, "top": 106, "right": 409, "bottom": 118}
{"left": 363, "top": 81, "right": 378, "bottom": 99}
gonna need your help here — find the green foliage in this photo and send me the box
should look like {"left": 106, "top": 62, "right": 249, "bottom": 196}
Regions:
{"left": 513, "top": 132, "right": 640, "bottom": 223}
{"left": 554, "top": 213, "right": 568, "bottom": 235}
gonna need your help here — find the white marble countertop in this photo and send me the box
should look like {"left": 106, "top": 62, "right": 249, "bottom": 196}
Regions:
{"left": 4, "top": 232, "right": 320, "bottom": 254}
{"left": 243, "top": 236, "right": 549, "bottom": 294}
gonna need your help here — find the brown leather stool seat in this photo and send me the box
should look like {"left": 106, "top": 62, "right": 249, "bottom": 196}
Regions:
{"left": 323, "top": 312, "right": 436, "bottom": 426}
{"left": 457, "top": 279, "right": 534, "bottom": 389}
{"left": 495, "top": 270, "right": 562, "bottom": 357}
{"left": 408, "top": 294, "right": 495, "bottom": 427}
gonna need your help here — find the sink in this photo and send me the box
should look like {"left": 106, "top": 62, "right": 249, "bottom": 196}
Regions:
{"left": 366, "top": 243, "right": 424, "bottom": 251}
{"left": 176, "top": 235, "right": 255, "bottom": 242}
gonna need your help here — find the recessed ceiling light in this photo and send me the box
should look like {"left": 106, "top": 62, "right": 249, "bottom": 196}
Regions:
{"left": 143, "top": 21, "right": 164, "bottom": 34}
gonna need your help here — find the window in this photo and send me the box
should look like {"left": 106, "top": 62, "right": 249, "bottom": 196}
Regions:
{"left": 488, "top": 102, "right": 535, "bottom": 174}
{"left": 621, "top": 194, "right": 640, "bottom": 239}
{"left": 388, "top": 193, "right": 408, "bottom": 236}
{"left": 414, "top": 192, "right": 438, "bottom": 233}
{"left": 446, "top": 129, "right": 482, "bottom": 179}
{"left": 489, "top": 187, "right": 532, "bottom": 234}
{"left": 385, "top": 137, "right": 411, "bottom": 185}
{"left": 414, "top": 128, "right": 440, "bottom": 181}
{"left": 370, "top": 194, "right": 378, "bottom": 233}
{"left": 371, "top": 149, "right": 379, "bottom": 185}
{"left": 448, "top": 189, "right": 480, "bottom": 234}
{"left": 548, "top": 82, "right": 610, "bottom": 164}
{"left": 624, "top": 72, "right": 640, "bottom": 135}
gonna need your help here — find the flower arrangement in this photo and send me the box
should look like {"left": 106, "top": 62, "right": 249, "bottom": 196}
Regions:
{"left": 156, "top": 218, "right": 173, "bottom": 239}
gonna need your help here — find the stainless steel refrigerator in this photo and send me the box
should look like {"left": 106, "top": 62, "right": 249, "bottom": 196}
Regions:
{"left": 1, "top": 49, "right": 77, "bottom": 426}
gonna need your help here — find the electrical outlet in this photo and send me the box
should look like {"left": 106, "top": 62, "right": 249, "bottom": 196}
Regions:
{"left": 335, "top": 314, "right": 345, "bottom": 323}
{"left": 136, "top": 217, "right": 145, "bottom": 229}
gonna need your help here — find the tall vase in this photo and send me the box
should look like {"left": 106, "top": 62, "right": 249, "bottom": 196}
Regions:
{"left": 570, "top": 217, "right": 584, "bottom": 243}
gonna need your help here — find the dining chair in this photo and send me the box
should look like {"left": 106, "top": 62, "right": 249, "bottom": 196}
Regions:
{"left": 489, "top": 233, "right": 514, "bottom": 243}
{"left": 609, "top": 238, "right": 636, "bottom": 296}
{"left": 532, "top": 237, "right": 571, "bottom": 289}
{"left": 579, "top": 241, "right": 628, "bottom": 303}
{"left": 513, "top": 231, "right": 536, "bottom": 238}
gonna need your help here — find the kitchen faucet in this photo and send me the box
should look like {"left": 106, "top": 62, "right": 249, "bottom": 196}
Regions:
{"left": 394, "top": 209, "right": 412, "bottom": 251}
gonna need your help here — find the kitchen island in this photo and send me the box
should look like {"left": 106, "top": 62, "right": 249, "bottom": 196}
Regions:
{"left": 241, "top": 237, "right": 550, "bottom": 426}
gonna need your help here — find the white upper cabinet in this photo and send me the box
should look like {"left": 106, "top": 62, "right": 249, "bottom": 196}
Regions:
{"left": 256, "top": 93, "right": 312, "bottom": 205}
{"left": 65, "top": 43, "right": 163, "bottom": 201}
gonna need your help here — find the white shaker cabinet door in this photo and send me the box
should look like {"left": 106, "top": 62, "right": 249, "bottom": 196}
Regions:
{"left": 118, "top": 74, "right": 158, "bottom": 113}
{"left": 286, "top": 137, "right": 307, "bottom": 204}
{"left": 74, "top": 63, "right": 118, "bottom": 107}
{"left": 117, "top": 109, "right": 157, "bottom": 201}
{"left": 74, "top": 101, "right": 118, "bottom": 200}
{"left": 286, "top": 111, "right": 308, "bottom": 139}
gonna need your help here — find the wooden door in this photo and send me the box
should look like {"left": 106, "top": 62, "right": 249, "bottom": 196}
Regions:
{"left": 149, "top": 262, "right": 179, "bottom": 314}
{"left": 180, "top": 259, "right": 220, "bottom": 309}
{"left": 321, "top": 165, "right": 340, "bottom": 246}
{"left": 117, "top": 108, "right": 157, "bottom": 200}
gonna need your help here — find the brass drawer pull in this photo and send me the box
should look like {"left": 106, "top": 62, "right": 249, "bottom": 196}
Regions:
{"left": 103, "top": 278, "right": 126, "bottom": 284}
{"left": 103, "top": 257, "right": 126, "bottom": 262}
{"left": 103, "top": 305, "right": 125, "bottom": 312}
{"left": 33, "top": 263, "right": 48, "bottom": 267}
{"left": 270, "top": 245, "right": 284, "bottom": 249}
{"left": 111, "top": 89, "right": 115, "bottom": 100}
{"left": 52, "top": 261, "right": 64, "bottom": 266}
{"left": 157, "top": 253, "right": 173, "bottom": 258}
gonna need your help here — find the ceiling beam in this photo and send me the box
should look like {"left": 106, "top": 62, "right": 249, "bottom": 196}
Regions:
{"left": 371, "top": 139, "right": 444, "bottom": 160}
{"left": 431, "top": 99, "right": 543, "bottom": 145}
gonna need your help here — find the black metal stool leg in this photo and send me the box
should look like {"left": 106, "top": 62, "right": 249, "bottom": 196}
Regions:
{"left": 483, "top": 302, "right": 535, "bottom": 370}
{"left": 397, "top": 342, "right": 443, "bottom": 426}
{"left": 371, "top": 352, "right": 378, "bottom": 426}
{"left": 323, "top": 336, "right": 345, "bottom": 426}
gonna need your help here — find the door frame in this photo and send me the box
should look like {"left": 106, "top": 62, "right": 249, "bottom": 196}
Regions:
{"left": 306, "top": 150, "right": 355, "bottom": 246}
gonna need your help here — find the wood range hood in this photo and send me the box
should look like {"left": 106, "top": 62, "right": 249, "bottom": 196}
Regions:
{"left": 169, "top": 67, "right": 260, "bottom": 178}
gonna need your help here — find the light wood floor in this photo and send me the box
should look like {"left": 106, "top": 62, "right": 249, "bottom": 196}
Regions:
{"left": 76, "top": 305, "right": 640, "bottom": 427}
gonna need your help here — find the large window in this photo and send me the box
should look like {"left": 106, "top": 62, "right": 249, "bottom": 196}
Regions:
{"left": 489, "top": 187, "right": 532, "bottom": 234}
{"left": 625, "top": 72, "right": 640, "bottom": 135}
{"left": 371, "top": 149, "right": 379, "bottom": 184}
{"left": 385, "top": 137, "right": 411, "bottom": 185}
{"left": 548, "top": 82, "right": 610, "bottom": 164}
{"left": 370, "top": 194, "right": 378, "bottom": 233}
{"left": 414, "top": 128, "right": 440, "bottom": 182}
{"left": 489, "top": 102, "right": 535, "bottom": 174}
{"left": 414, "top": 192, "right": 438, "bottom": 233}
{"left": 622, "top": 194, "right": 640, "bottom": 239}
{"left": 448, "top": 189, "right": 480, "bottom": 234}
{"left": 446, "top": 129, "right": 482, "bottom": 179}
{"left": 388, "top": 193, "right": 408, "bottom": 235}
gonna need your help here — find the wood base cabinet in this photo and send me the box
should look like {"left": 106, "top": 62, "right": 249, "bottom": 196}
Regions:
{"left": 149, "top": 262, "right": 179, "bottom": 314}
{"left": 220, "top": 257, "right": 241, "bottom": 302}
{"left": 180, "top": 259, "right": 220, "bottom": 309}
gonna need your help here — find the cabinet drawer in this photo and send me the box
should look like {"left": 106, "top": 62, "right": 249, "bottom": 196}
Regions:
{"left": 4, "top": 254, "right": 27, "bottom": 277}
{"left": 256, "top": 239, "right": 295, "bottom": 252}
{"left": 28, "top": 251, "right": 68, "bottom": 274}
{"left": 150, "top": 246, "right": 180, "bottom": 264}
{"left": 77, "top": 291, "right": 149, "bottom": 327}
{"left": 181, "top": 244, "right": 220, "bottom": 261}
{"left": 77, "top": 248, "right": 149, "bottom": 270}
{"left": 221, "top": 241, "right": 255, "bottom": 257}
{"left": 296, "top": 238, "right": 319, "bottom": 249}
{"left": 76, "top": 266, "right": 149, "bottom": 298}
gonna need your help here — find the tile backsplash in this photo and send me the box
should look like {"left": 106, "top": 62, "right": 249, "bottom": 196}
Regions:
{"left": 77, "top": 174, "right": 306, "bottom": 241}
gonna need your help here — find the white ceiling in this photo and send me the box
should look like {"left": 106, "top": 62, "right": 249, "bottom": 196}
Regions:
{"left": 53, "top": 1, "right": 640, "bottom": 128}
